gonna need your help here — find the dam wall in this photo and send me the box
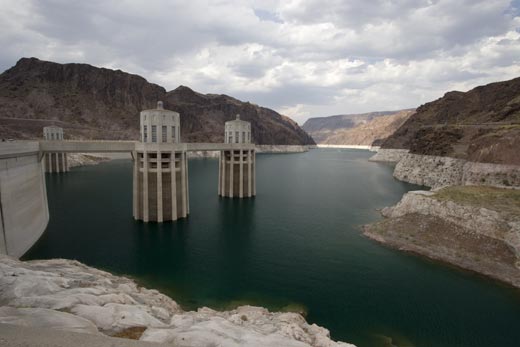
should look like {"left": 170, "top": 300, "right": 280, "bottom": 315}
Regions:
{"left": 0, "top": 142, "right": 49, "bottom": 257}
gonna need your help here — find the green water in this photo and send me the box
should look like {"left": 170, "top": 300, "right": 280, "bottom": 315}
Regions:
{"left": 25, "top": 149, "right": 520, "bottom": 347}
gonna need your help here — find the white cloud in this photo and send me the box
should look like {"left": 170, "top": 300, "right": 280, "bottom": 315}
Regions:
{"left": 0, "top": 0, "right": 519, "bottom": 124}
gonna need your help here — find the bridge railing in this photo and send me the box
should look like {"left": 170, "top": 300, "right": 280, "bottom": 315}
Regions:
{"left": 39, "top": 140, "right": 255, "bottom": 153}
{"left": 1, "top": 140, "right": 257, "bottom": 155}
{"left": 39, "top": 140, "right": 137, "bottom": 153}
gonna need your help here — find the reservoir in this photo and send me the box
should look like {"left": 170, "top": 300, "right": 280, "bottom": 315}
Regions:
{"left": 24, "top": 149, "right": 520, "bottom": 347}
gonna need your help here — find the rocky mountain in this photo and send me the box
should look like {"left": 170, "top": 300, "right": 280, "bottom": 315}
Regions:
{"left": 0, "top": 58, "right": 315, "bottom": 145}
{"left": 302, "top": 109, "right": 414, "bottom": 144}
{"left": 323, "top": 110, "right": 414, "bottom": 146}
{"left": 382, "top": 77, "right": 520, "bottom": 165}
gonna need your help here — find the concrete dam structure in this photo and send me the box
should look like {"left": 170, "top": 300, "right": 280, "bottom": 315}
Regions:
{"left": 43, "top": 126, "right": 68, "bottom": 173}
{"left": 133, "top": 101, "right": 189, "bottom": 223}
{"left": 0, "top": 142, "right": 49, "bottom": 257}
{"left": 219, "top": 115, "right": 256, "bottom": 198}
{"left": 0, "top": 102, "right": 256, "bottom": 257}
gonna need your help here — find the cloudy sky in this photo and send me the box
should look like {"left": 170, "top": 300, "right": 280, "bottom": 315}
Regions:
{"left": 1, "top": 0, "right": 519, "bottom": 124}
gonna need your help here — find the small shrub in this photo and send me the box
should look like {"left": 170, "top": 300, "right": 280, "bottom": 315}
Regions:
{"left": 111, "top": 326, "right": 147, "bottom": 340}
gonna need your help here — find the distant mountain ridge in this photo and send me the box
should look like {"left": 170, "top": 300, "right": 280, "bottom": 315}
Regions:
{"left": 0, "top": 57, "right": 315, "bottom": 145}
{"left": 382, "top": 77, "right": 520, "bottom": 165}
{"left": 302, "top": 109, "right": 415, "bottom": 145}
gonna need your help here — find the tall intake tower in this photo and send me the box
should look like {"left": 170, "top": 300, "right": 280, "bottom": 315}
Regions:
{"left": 43, "top": 126, "right": 68, "bottom": 173}
{"left": 219, "top": 115, "right": 256, "bottom": 198}
{"left": 133, "top": 101, "right": 189, "bottom": 222}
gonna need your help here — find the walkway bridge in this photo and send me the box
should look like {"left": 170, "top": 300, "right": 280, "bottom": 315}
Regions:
{"left": 38, "top": 140, "right": 255, "bottom": 153}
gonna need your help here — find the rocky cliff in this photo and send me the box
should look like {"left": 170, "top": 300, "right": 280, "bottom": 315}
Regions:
{"left": 393, "top": 154, "right": 520, "bottom": 189}
{"left": 0, "top": 58, "right": 315, "bottom": 145}
{"left": 381, "top": 77, "right": 520, "bottom": 165}
{"left": 370, "top": 149, "right": 520, "bottom": 189}
{"left": 364, "top": 187, "right": 520, "bottom": 288}
{"left": 0, "top": 255, "right": 354, "bottom": 347}
{"left": 302, "top": 109, "right": 414, "bottom": 145}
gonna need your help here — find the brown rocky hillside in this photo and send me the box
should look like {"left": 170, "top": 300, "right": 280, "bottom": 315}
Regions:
{"left": 302, "top": 109, "right": 414, "bottom": 144}
{"left": 0, "top": 57, "right": 315, "bottom": 145}
{"left": 321, "top": 110, "right": 414, "bottom": 146}
{"left": 382, "top": 77, "right": 520, "bottom": 165}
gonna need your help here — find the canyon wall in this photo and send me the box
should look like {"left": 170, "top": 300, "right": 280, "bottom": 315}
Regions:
{"left": 381, "top": 77, "right": 520, "bottom": 165}
{"left": 302, "top": 109, "right": 414, "bottom": 145}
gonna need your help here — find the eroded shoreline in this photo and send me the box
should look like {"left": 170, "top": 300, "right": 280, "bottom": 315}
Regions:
{"left": 365, "top": 148, "right": 520, "bottom": 289}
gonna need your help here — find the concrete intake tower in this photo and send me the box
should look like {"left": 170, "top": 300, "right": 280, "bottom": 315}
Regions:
{"left": 133, "top": 101, "right": 189, "bottom": 222}
{"left": 43, "top": 126, "right": 68, "bottom": 173}
{"left": 219, "top": 115, "right": 256, "bottom": 198}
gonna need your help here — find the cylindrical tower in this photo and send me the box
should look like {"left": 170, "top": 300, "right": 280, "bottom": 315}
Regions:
{"left": 133, "top": 101, "right": 189, "bottom": 223}
{"left": 219, "top": 114, "right": 256, "bottom": 198}
{"left": 43, "top": 126, "right": 68, "bottom": 173}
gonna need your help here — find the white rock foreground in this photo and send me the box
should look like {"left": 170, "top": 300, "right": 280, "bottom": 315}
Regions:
{"left": 0, "top": 255, "right": 355, "bottom": 347}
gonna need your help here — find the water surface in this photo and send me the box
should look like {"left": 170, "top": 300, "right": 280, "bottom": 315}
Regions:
{"left": 25, "top": 149, "right": 520, "bottom": 347}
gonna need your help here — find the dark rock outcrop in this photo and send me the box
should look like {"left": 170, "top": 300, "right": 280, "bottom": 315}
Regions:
{"left": 382, "top": 77, "right": 520, "bottom": 165}
{"left": 0, "top": 58, "right": 315, "bottom": 145}
{"left": 163, "top": 86, "right": 314, "bottom": 144}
